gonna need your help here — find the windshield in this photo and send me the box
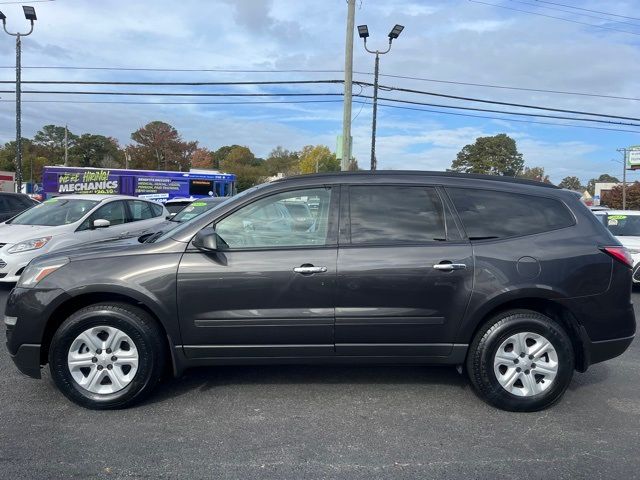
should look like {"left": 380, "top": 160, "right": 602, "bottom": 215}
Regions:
{"left": 171, "top": 199, "right": 225, "bottom": 223}
{"left": 605, "top": 214, "right": 640, "bottom": 236}
{"left": 153, "top": 186, "right": 265, "bottom": 243}
{"left": 7, "top": 198, "right": 99, "bottom": 226}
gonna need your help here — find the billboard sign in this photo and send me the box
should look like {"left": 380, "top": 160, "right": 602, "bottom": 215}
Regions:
{"left": 627, "top": 146, "right": 640, "bottom": 169}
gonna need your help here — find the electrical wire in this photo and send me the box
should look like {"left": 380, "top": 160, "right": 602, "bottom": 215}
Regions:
{"left": 373, "top": 101, "right": 640, "bottom": 134}
{"left": 0, "top": 90, "right": 344, "bottom": 98}
{"left": 534, "top": 0, "right": 640, "bottom": 21}
{"left": 509, "top": 0, "right": 640, "bottom": 28}
{"left": 468, "top": 0, "right": 640, "bottom": 36}
{"left": 0, "top": 79, "right": 344, "bottom": 86}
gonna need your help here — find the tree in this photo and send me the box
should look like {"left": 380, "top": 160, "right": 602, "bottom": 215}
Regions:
{"left": 586, "top": 174, "right": 620, "bottom": 195}
{"left": 191, "top": 148, "right": 214, "bottom": 169}
{"left": 69, "top": 134, "right": 122, "bottom": 168}
{"left": 602, "top": 182, "right": 640, "bottom": 209}
{"left": 33, "top": 125, "right": 77, "bottom": 162}
{"left": 451, "top": 133, "right": 524, "bottom": 176}
{"left": 264, "top": 146, "right": 300, "bottom": 176}
{"left": 0, "top": 139, "right": 46, "bottom": 183}
{"left": 298, "top": 145, "right": 339, "bottom": 174}
{"left": 518, "top": 166, "right": 551, "bottom": 184}
{"left": 130, "top": 121, "right": 180, "bottom": 170}
{"left": 218, "top": 145, "right": 265, "bottom": 191}
{"left": 558, "top": 176, "right": 583, "bottom": 191}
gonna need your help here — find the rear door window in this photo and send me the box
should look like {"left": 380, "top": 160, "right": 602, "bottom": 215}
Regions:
{"left": 447, "top": 188, "right": 574, "bottom": 239}
{"left": 128, "top": 200, "right": 157, "bottom": 222}
{"left": 348, "top": 186, "right": 447, "bottom": 244}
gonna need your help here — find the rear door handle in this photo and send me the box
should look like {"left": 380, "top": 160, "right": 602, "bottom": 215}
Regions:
{"left": 293, "top": 265, "right": 327, "bottom": 274}
{"left": 433, "top": 263, "right": 467, "bottom": 271}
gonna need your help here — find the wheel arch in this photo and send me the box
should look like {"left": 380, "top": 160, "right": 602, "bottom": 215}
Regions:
{"left": 463, "top": 295, "right": 587, "bottom": 372}
{"left": 40, "top": 291, "right": 178, "bottom": 375}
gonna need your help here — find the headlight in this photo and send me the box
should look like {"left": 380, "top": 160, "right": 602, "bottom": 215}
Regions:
{"left": 7, "top": 236, "right": 52, "bottom": 254}
{"left": 17, "top": 257, "right": 69, "bottom": 288}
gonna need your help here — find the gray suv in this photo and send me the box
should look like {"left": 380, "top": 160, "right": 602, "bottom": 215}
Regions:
{"left": 4, "top": 172, "right": 636, "bottom": 411}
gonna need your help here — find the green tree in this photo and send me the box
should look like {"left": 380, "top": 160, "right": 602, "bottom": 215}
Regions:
{"left": 518, "top": 166, "right": 551, "bottom": 184}
{"left": 0, "top": 139, "right": 47, "bottom": 183}
{"left": 586, "top": 174, "right": 620, "bottom": 195}
{"left": 298, "top": 145, "right": 339, "bottom": 174}
{"left": 264, "top": 146, "right": 300, "bottom": 176}
{"left": 130, "top": 121, "right": 180, "bottom": 170}
{"left": 218, "top": 145, "right": 265, "bottom": 191}
{"left": 33, "top": 125, "right": 77, "bottom": 162}
{"left": 69, "top": 134, "right": 123, "bottom": 168}
{"left": 451, "top": 133, "right": 524, "bottom": 176}
{"left": 558, "top": 176, "right": 583, "bottom": 191}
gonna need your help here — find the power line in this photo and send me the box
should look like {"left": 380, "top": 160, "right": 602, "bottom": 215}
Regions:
{"left": 0, "top": 90, "right": 344, "bottom": 98}
{"left": 375, "top": 101, "right": 640, "bottom": 134}
{"left": 468, "top": 0, "right": 640, "bottom": 36}
{"left": 0, "top": 79, "right": 344, "bottom": 87}
{"left": 364, "top": 82, "right": 640, "bottom": 122}
{"left": 375, "top": 96, "right": 640, "bottom": 127}
{"left": 0, "top": 99, "right": 345, "bottom": 106}
{"left": 3, "top": 69, "right": 637, "bottom": 102}
{"left": 534, "top": 0, "right": 640, "bottom": 22}
{"left": 509, "top": 0, "right": 640, "bottom": 28}
{"left": 368, "top": 72, "right": 640, "bottom": 102}
{"left": 0, "top": 65, "right": 345, "bottom": 73}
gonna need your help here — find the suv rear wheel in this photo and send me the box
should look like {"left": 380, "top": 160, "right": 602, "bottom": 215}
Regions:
{"left": 466, "top": 309, "right": 574, "bottom": 411}
{"left": 48, "top": 303, "right": 165, "bottom": 409}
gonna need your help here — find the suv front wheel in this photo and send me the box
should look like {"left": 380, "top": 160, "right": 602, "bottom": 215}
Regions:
{"left": 48, "top": 303, "right": 165, "bottom": 409}
{"left": 467, "top": 310, "right": 575, "bottom": 412}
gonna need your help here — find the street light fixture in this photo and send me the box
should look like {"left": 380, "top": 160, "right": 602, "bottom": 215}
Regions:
{"left": 358, "top": 23, "right": 404, "bottom": 170}
{"left": 2, "top": 5, "right": 37, "bottom": 193}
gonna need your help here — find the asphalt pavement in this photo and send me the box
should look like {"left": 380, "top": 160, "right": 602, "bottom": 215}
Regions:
{"left": 0, "top": 283, "right": 639, "bottom": 479}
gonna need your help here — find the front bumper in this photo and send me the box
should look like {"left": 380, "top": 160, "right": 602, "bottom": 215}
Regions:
{"left": 0, "top": 247, "right": 38, "bottom": 282}
{"left": 5, "top": 286, "right": 70, "bottom": 379}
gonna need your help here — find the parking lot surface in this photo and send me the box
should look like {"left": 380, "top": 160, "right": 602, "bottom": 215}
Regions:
{"left": 1, "top": 283, "right": 639, "bottom": 479}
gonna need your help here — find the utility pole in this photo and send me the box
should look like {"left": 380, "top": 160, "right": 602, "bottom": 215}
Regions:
{"left": 357, "top": 24, "right": 404, "bottom": 170}
{"left": 64, "top": 125, "right": 68, "bottom": 166}
{"left": 1, "top": 6, "right": 37, "bottom": 193}
{"left": 618, "top": 148, "right": 628, "bottom": 210}
{"left": 340, "top": 0, "right": 356, "bottom": 171}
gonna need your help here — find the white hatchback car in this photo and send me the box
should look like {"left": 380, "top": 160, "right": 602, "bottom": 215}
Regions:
{"left": 0, "top": 194, "right": 168, "bottom": 282}
{"left": 595, "top": 209, "right": 640, "bottom": 283}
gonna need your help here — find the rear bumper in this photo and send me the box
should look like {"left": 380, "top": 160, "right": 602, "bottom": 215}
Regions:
{"left": 580, "top": 327, "right": 634, "bottom": 368}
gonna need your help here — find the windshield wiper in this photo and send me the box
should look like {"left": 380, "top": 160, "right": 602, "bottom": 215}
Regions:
{"left": 144, "top": 231, "right": 164, "bottom": 243}
{"left": 468, "top": 236, "right": 500, "bottom": 240}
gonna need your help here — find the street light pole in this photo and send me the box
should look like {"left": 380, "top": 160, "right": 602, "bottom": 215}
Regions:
{"left": 1, "top": 6, "right": 36, "bottom": 193}
{"left": 341, "top": 0, "right": 356, "bottom": 172}
{"left": 618, "top": 148, "right": 628, "bottom": 210}
{"left": 358, "top": 24, "right": 404, "bottom": 171}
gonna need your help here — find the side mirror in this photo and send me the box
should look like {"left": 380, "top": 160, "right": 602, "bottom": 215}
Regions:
{"left": 193, "top": 227, "right": 220, "bottom": 251}
{"left": 93, "top": 219, "right": 111, "bottom": 229}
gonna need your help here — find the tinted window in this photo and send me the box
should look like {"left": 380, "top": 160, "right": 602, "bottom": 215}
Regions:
{"left": 5, "top": 196, "right": 23, "bottom": 210}
{"left": 215, "top": 188, "right": 332, "bottom": 248}
{"left": 189, "top": 179, "right": 213, "bottom": 196}
{"left": 349, "top": 186, "right": 446, "bottom": 244}
{"left": 93, "top": 201, "right": 127, "bottom": 226}
{"left": 448, "top": 188, "right": 574, "bottom": 239}
{"left": 129, "top": 200, "right": 156, "bottom": 221}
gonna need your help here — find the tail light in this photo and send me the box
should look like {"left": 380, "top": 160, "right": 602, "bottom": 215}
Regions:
{"left": 600, "top": 246, "right": 634, "bottom": 268}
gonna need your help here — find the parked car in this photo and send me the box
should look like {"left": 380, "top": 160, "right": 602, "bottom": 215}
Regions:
{"left": 593, "top": 210, "right": 640, "bottom": 283}
{"left": 5, "top": 172, "right": 635, "bottom": 411}
{"left": 0, "top": 194, "right": 168, "bottom": 282}
{"left": 138, "top": 196, "right": 229, "bottom": 242}
{"left": 0, "top": 192, "right": 38, "bottom": 222}
{"left": 164, "top": 197, "right": 194, "bottom": 216}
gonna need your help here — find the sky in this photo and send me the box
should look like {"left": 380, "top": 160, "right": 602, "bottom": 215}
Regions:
{"left": 1, "top": 0, "right": 640, "bottom": 184}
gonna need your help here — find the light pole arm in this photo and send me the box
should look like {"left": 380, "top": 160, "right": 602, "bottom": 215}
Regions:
{"left": 2, "top": 20, "right": 34, "bottom": 37}
{"left": 363, "top": 38, "right": 393, "bottom": 55}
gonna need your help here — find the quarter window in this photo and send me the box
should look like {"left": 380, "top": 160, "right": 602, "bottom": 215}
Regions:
{"left": 215, "top": 188, "right": 332, "bottom": 249}
{"left": 349, "top": 186, "right": 447, "bottom": 244}
{"left": 128, "top": 200, "right": 156, "bottom": 221}
{"left": 447, "top": 188, "right": 574, "bottom": 239}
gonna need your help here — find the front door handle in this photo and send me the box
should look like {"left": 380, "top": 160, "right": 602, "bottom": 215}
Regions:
{"left": 433, "top": 263, "right": 467, "bottom": 271}
{"left": 293, "top": 265, "right": 327, "bottom": 274}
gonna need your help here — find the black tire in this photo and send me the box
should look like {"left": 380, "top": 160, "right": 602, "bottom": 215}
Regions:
{"left": 48, "top": 303, "right": 165, "bottom": 410}
{"left": 466, "top": 309, "right": 574, "bottom": 412}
